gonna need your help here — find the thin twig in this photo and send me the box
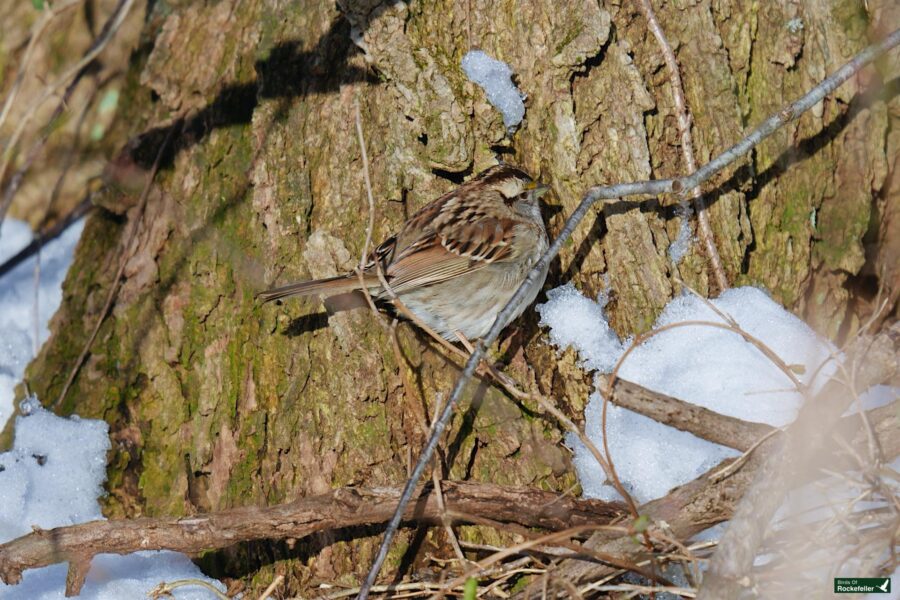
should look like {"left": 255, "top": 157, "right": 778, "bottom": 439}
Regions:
{"left": 709, "top": 428, "right": 781, "bottom": 483}
{"left": 431, "top": 525, "right": 626, "bottom": 597}
{"left": 639, "top": 0, "right": 728, "bottom": 291}
{"left": 443, "top": 510, "right": 661, "bottom": 584}
{"left": 354, "top": 98, "right": 376, "bottom": 271}
{"left": 432, "top": 468, "right": 468, "bottom": 566}
{"left": 257, "top": 574, "right": 284, "bottom": 600}
{"left": 356, "top": 28, "right": 900, "bottom": 599}
{"left": 453, "top": 330, "right": 619, "bottom": 501}
{"left": 52, "top": 119, "right": 181, "bottom": 410}
{"left": 149, "top": 578, "right": 229, "bottom": 600}
{"left": 351, "top": 104, "right": 440, "bottom": 456}
{"left": 0, "top": 0, "right": 136, "bottom": 229}
{"left": 0, "top": 0, "right": 82, "bottom": 132}
{"left": 607, "top": 319, "right": 807, "bottom": 398}
{"left": 429, "top": 386, "right": 468, "bottom": 567}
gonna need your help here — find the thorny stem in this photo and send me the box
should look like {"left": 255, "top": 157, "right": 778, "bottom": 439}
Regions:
{"left": 356, "top": 27, "right": 900, "bottom": 599}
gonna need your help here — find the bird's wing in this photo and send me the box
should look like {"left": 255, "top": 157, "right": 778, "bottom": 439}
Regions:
{"left": 379, "top": 188, "right": 519, "bottom": 293}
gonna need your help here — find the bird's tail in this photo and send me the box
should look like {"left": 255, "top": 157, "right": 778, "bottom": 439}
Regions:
{"left": 256, "top": 273, "right": 378, "bottom": 303}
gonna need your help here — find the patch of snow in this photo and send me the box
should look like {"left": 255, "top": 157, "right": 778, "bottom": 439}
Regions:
{"left": 0, "top": 218, "right": 225, "bottom": 599}
{"left": 536, "top": 284, "right": 624, "bottom": 373}
{"left": 461, "top": 50, "right": 526, "bottom": 131}
{"left": 537, "top": 285, "right": 839, "bottom": 503}
{"left": 0, "top": 400, "right": 226, "bottom": 599}
{"left": 0, "top": 218, "right": 85, "bottom": 427}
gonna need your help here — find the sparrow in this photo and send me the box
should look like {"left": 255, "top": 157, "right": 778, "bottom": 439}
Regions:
{"left": 259, "top": 164, "right": 551, "bottom": 341}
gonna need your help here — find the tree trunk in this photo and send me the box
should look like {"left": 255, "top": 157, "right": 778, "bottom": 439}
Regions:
{"left": 12, "top": 0, "right": 896, "bottom": 595}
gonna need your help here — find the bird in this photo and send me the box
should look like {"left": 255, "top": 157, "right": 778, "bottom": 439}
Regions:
{"left": 258, "top": 164, "right": 551, "bottom": 341}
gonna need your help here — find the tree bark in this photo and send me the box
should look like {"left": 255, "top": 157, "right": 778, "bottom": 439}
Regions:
{"left": 9, "top": 0, "right": 896, "bottom": 595}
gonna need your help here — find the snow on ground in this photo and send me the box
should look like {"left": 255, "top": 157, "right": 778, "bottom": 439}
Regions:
{"left": 0, "top": 218, "right": 85, "bottom": 426}
{"left": 537, "top": 285, "right": 840, "bottom": 503}
{"left": 0, "top": 218, "right": 224, "bottom": 599}
{"left": 538, "top": 283, "right": 897, "bottom": 590}
{"left": 461, "top": 50, "right": 526, "bottom": 131}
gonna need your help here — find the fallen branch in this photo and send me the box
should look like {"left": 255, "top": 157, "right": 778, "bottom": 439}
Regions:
{"left": 513, "top": 401, "right": 898, "bottom": 598}
{"left": 601, "top": 378, "right": 773, "bottom": 452}
{"left": 357, "top": 27, "right": 900, "bottom": 599}
{"left": 0, "top": 480, "right": 625, "bottom": 596}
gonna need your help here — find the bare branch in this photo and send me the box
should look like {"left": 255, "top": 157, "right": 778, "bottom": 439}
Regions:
{"left": 600, "top": 378, "right": 773, "bottom": 452}
{"left": 0, "top": 480, "right": 626, "bottom": 594}
{"left": 357, "top": 28, "right": 900, "bottom": 599}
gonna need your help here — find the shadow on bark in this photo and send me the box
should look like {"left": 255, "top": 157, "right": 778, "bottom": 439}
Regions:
{"left": 129, "top": 14, "right": 379, "bottom": 172}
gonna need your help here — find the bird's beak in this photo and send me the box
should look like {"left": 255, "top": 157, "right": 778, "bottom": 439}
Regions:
{"left": 532, "top": 182, "right": 551, "bottom": 198}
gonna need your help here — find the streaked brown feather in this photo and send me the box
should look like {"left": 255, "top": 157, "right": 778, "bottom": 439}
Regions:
{"left": 256, "top": 274, "right": 376, "bottom": 303}
{"left": 386, "top": 237, "right": 490, "bottom": 293}
{"left": 258, "top": 163, "right": 547, "bottom": 341}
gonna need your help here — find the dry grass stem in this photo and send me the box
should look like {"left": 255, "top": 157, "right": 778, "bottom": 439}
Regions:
{"left": 710, "top": 428, "right": 781, "bottom": 483}
{"left": 257, "top": 574, "right": 284, "bottom": 600}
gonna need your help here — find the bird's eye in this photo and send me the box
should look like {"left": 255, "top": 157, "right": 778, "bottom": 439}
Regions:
{"left": 505, "top": 190, "right": 532, "bottom": 206}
